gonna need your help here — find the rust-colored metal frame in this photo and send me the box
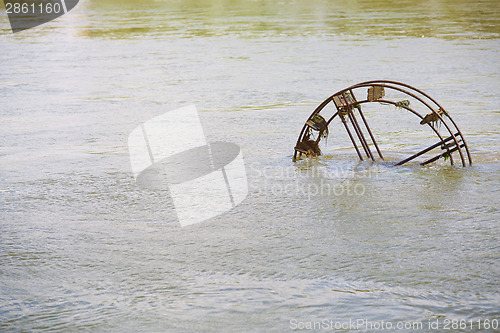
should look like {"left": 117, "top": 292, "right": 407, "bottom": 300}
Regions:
{"left": 293, "top": 80, "right": 472, "bottom": 166}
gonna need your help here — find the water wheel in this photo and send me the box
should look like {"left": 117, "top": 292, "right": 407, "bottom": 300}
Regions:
{"left": 293, "top": 80, "right": 472, "bottom": 167}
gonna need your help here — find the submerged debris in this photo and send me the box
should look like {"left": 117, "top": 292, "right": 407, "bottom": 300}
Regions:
{"left": 295, "top": 130, "right": 322, "bottom": 157}
{"left": 295, "top": 114, "right": 329, "bottom": 157}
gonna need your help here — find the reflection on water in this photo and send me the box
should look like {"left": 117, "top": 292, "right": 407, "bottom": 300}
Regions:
{"left": 62, "top": 0, "right": 500, "bottom": 39}
{"left": 1, "top": 0, "right": 499, "bottom": 331}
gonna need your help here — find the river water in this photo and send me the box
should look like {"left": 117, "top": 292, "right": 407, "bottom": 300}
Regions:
{"left": 1, "top": 1, "right": 499, "bottom": 332}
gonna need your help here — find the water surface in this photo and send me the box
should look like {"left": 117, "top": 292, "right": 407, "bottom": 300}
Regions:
{"left": 1, "top": 1, "right": 499, "bottom": 331}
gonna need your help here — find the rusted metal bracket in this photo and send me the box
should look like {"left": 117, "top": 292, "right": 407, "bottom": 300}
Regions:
{"left": 293, "top": 80, "right": 472, "bottom": 167}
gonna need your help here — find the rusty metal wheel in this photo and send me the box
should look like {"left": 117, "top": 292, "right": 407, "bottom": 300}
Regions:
{"left": 293, "top": 80, "right": 472, "bottom": 167}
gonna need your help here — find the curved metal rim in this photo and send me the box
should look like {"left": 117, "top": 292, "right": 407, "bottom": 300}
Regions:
{"left": 293, "top": 80, "right": 472, "bottom": 166}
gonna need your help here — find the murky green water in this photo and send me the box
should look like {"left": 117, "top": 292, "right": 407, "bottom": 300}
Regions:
{"left": 1, "top": 1, "right": 499, "bottom": 332}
